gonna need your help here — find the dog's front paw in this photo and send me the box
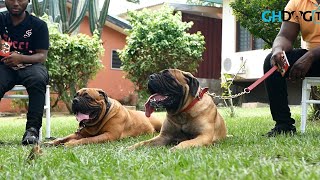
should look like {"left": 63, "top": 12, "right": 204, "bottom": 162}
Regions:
{"left": 169, "top": 146, "right": 181, "bottom": 152}
{"left": 127, "top": 143, "right": 141, "bottom": 150}
{"left": 169, "top": 142, "right": 191, "bottom": 151}
{"left": 63, "top": 139, "right": 79, "bottom": 147}
{"left": 42, "top": 141, "right": 54, "bottom": 147}
{"left": 127, "top": 145, "right": 136, "bottom": 150}
{"left": 43, "top": 138, "right": 63, "bottom": 146}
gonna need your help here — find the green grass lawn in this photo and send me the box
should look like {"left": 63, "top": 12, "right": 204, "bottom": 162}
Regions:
{"left": 0, "top": 106, "right": 320, "bottom": 179}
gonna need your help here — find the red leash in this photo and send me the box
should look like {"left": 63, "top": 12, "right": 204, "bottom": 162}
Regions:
{"left": 246, "top": 51, "right": 289, "bottom": 92}
{"left": 246, "top": 66, "right": 278, "bottom": 92}
{"left": 182, "top": 66, "right": 279, "bottom": 111}
{"left": 181, "top": 52, "right": 288, "bottom": 110}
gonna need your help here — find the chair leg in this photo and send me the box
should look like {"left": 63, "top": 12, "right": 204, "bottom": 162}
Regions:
{"left": 45, "top": 85, "right": 51, "bottom": 139}
{"left": 301, "top": 79, "right": 308, "bottom": 133}
{"left": 301, "top": 79, "right": 310, "bottom": 133}
{"left": 39, "top": 127, "right": 42, "bottom": 142}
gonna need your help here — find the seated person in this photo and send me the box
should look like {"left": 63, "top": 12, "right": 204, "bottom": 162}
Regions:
{"left": 263, "top": 0, "right": 320, "bottom": 136}
{"left": 0, "top": 0, "right": 49, "bottom": 145}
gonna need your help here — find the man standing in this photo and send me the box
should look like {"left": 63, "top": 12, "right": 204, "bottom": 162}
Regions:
{"left": 0, "top": 0, "right": 49, "bottom": 145}
{"left": 264, "top": 0, "right": 320, "bottom": 136}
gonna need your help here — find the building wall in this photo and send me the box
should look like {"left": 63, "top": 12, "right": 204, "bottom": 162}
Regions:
{"left": 0, "top": 98, "right": 19, "bottom": 113}
{"left": 182, "top": 13, "right": 222, "bottom": 80}
{"left": 181, "top": 12, "right": 223, "bottom": 98}
{"left": 79, "top": 17, "right": 135, "bottom": 101}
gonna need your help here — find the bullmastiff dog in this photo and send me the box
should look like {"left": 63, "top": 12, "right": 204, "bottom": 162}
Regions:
{"left": 128, "top": 69, "right": 227, "bottom": 150}
{"left": 46, "top": 88, "right": 163, "bottom": 146}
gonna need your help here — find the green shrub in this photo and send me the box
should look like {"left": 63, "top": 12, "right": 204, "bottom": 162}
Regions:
{"left": 118, "top": 5, "right": 205, "bottom": 97}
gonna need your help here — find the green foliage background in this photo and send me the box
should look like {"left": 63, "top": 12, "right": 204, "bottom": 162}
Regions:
{"left": 118, "top": 5, "right": 205, "bottom": 96}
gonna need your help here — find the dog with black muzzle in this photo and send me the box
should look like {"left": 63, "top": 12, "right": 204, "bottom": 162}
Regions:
{"left": 128, "top": 69, "right": 227, "bottom": 150}
{"left": 45, "top": 88, "right": 163, "bottom": 146}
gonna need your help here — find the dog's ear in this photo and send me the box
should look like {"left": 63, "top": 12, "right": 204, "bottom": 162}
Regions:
{"left": 182, "top": 72, "right": 199, "bottom": 97}
{"left": 97, "top": 89, "right": 108, "bottom": 102}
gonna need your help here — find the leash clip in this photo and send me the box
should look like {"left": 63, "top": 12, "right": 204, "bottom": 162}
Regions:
{"left": 244, "top": 88, "right": 250, "bottom": 94}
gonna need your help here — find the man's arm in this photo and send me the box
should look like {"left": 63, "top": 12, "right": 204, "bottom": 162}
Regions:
{"left": 1, "top": 49, "right": 48, "bottom": 67}
{"left": 272, "top": 21, "right": 300, "bottom": 54}
{"left": 271, "top": 22, "right": 300, "bottom": 69}
{"left": 18, "top": 49, "right": 48, "bottom": 63}
{"left": 308, "top": 44, "right": 320, "bottom": 60}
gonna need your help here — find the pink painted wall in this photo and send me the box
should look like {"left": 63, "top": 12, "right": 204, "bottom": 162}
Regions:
{"left": 80, "top": 17, "right": 135, "bottom": 101}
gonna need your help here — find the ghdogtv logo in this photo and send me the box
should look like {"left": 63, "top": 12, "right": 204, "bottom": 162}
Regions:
{"left": 262, "top": 6, "right": 320, "bottom": 24}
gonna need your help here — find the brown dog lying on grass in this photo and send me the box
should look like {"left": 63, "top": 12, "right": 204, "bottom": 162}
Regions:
{"left": 46, "top": 88, "right": 163, "bottom": 146}
{"left": 128, "top": 69, "right": 227, "bottom": 150}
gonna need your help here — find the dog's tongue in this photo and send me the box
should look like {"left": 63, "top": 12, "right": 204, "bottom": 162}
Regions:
{"left": 145, "top": 96, "right": 155, "bottom": 118}
{"left": 145, "top": 93, "right": 168, "bottom": 117}
{"left": 76, "top": 112, "right": 90, "bottom": 122}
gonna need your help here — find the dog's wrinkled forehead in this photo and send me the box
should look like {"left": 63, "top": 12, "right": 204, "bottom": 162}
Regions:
{"left": 77, "top": 88, "right": 105, "bottom": 100}
{"left": 164, "top": 69, "right": 190, "bottom": 85}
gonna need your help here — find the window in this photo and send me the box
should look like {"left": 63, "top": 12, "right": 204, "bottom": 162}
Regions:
{"left": 236, "top": 22, "right": 265, "bottom": 52}
{"left": 111, "top": 50, "right": 122, "bottom": 69}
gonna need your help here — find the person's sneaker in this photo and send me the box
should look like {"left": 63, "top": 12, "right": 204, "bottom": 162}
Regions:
{"left": 22, "top": 127, "right": 39, "bottom": 145}
{"left": 265, "top": 125, "right": 296, "bottom": 137}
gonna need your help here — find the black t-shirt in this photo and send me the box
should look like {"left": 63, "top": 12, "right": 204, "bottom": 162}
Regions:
{"left": 0, "top": 11, "right": 49, "bottom": 57}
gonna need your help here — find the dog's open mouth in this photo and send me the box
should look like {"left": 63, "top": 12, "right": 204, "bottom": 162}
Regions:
{"left": 145, "top": 93, "right": 168, "bottom": 117}
{"left": 76, "top": 112, "right": 91, "bottom": 122}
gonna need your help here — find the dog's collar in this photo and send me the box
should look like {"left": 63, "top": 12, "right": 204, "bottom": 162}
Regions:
{"left": 102, "top": 98, "right": 112, "bottom": 120}
{"left": 181, "top": 87, "right": 208, "bottom": 112}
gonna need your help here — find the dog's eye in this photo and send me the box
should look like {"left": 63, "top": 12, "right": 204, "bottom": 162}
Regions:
{"left": 162, "top": 69, "right": 169, "bottom": 73}
{"left": 84, "top": 94, "right": 95, "bottom": 101}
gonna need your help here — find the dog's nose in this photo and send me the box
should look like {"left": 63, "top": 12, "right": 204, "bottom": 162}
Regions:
{"left": 72, "top": 98, "right": 79, "bottom": 104}
{"left": 149, "top": 74, "right": 156, "bottom": 80}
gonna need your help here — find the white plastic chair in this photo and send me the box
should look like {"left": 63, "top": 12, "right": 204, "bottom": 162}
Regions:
{"left": 301, "top": 77, "right": 320, "bottom": 133}
{"left": 3, "top": 85, "right": 51, "bottom": 141}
